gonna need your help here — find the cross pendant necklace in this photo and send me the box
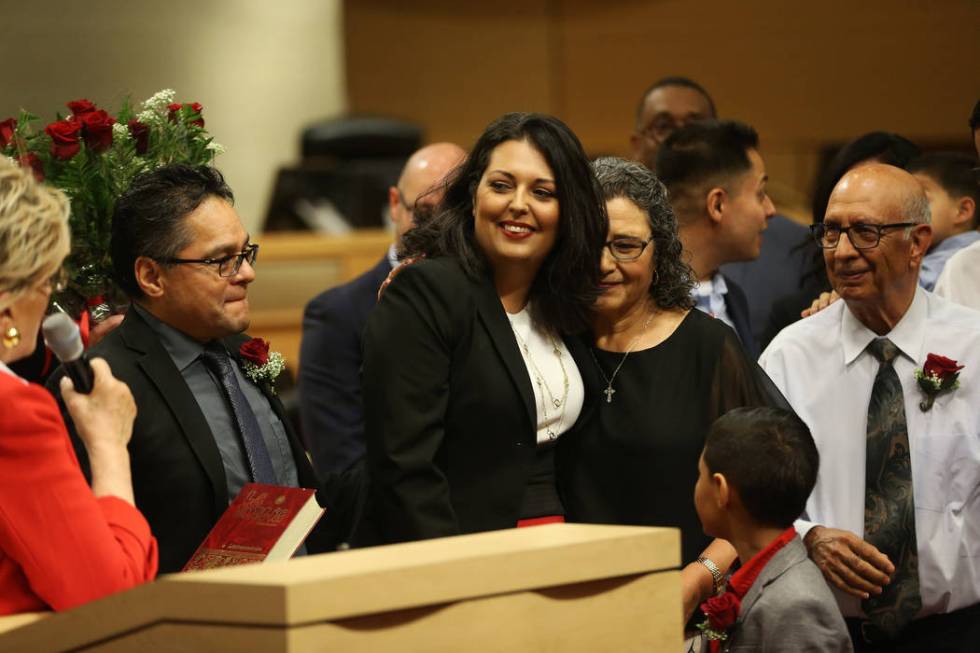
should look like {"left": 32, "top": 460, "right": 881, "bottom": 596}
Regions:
{"left": 589, "top": 311, "right": 656, "bottom": 404}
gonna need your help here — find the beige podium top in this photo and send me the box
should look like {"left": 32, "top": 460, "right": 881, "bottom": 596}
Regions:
{"left": 0, "top": 523, "right": 679, "bottom": 652}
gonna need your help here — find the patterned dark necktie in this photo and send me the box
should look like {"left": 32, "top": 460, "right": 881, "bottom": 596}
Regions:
{"left": 201, "top": 343, "right": 278, "bottom": 485}
{"left": 862, "top": 337, "right": 921, "bottom": 638}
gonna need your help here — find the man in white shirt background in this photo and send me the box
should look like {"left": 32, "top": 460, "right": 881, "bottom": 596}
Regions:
{"left": 760, "top": 163, "right": 980, "bottom": 651}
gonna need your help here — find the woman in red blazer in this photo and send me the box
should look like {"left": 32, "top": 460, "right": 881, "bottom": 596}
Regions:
{"left": 0, "top": 158, "right": 157, "bottom": 615}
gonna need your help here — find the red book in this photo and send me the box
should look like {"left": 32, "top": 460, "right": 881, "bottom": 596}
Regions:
{"left": 183, "top": 483, "right": 325, "bottom": 571}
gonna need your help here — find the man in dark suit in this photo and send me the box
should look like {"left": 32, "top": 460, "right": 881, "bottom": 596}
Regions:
{"left": 631, "top": 77, "right": 809, "bottom": 355}
{"left": 299, "top": 143, "right": 464, "bottom": 476}
{"left": 656, "top": 120, "right": 776, "bottom": 359}
{"left": 52, "top": 165, "right": 354, "bottom": 573}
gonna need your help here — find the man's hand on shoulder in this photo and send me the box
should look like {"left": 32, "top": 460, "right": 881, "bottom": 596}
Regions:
{"left": 801, "top": 290, "right": 840, "bottom": 318}
{"left": 803, "top": 525, "right": 894, "bottom": 599}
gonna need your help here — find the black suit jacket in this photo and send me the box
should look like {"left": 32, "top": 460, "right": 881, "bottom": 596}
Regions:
{"left": 361, "top": 257, "right": 588, "bottom": 544}
{"left": 299, "top": 256, "right": 392, "bottom": 475}
{"left": 51, "top": 308, "right": 355, "bottom": 573}
{"left": 722, "top": 274, "right": 759, "bottom": 360}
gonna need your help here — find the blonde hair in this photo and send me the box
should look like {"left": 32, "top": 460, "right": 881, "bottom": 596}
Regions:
{"left": 0, "top": 158, "right": 71, "bottom": 312}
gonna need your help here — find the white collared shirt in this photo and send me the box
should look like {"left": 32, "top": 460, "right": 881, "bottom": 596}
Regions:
{"left": 934, "top": 238, "right": 980, "bottom": 310}
{"left": 760, "top": 287, "right": 980, "bottom": 619}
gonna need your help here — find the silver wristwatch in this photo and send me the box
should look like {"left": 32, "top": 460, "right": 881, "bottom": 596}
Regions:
{"left": 696, "top": 556, "right": 725, "bottom": 595}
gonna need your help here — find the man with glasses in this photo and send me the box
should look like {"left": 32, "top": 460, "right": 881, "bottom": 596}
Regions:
{"left": 630, "top": 76, "right": 716, "bottom": 173}
{"left": 51, "top": 165, "right": 353, "bottom": 573}
{"left": 299, "top": 143, "right": 464, "bottom": 477}
{"left": 760, "top": 163, "right": 980, "bottom": 650}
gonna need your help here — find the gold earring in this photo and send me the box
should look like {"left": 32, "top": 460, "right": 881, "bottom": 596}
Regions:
{"left": 2, "top": 326, "right": 20, "bottom": 349}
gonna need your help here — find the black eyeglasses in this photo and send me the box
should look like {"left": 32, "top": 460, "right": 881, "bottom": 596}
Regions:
{"left": 639, "top": 115, "right": 705, "bottom": 143}
{"left": 160, "top": 243, "right": 259, "bottom": 277}
{"left": 604, "top": 237, "right": 653, "bottom": 262}
{"left": 810, "top": 223, "right": 918, "bottom": 250}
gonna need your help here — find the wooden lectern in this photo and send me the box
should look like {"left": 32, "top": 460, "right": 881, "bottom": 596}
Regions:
{"left": 0, "top": 524, "right": 680, "bottom": 652}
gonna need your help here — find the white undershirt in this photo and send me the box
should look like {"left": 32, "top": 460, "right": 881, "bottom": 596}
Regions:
{"left": 506, "top": 308, "right": 584, "bottom": 445}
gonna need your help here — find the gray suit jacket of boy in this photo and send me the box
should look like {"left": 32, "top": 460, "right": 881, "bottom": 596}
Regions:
{"left": 706, "top": 536, "right": 853, "bottom": 652}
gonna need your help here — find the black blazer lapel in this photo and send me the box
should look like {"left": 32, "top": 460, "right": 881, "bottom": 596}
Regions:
{"left": 472, "top": 275, "right": 537, "bottom": 430}
{"left": 722, "top": 275, "right": 759, "bottom": 360}
{"left": 122, "top": 311, "right": 229, "bottom": 516}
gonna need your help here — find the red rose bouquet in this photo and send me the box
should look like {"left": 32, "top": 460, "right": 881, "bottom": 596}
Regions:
{"left": 0, "top": 89, "right": 223, "bottom": 320}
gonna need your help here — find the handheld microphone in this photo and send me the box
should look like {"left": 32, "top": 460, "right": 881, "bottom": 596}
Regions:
{"left": 42, "top": 313, "right": 94, "bottom": 394}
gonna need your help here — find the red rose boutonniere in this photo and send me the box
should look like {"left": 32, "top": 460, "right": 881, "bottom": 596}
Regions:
{"left": 239, "top": 338, "right": 285, "bottom": 392}
{"left": 697, "top": 591, "right": 741, "bottom": 648}
{"left": 914, "top": 353, "right": 964, "bottom": 412}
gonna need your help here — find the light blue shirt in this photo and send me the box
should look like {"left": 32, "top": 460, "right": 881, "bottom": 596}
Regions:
{"left": 693, "top": 272, "right": 735, "bottom": 331}
{"left": 920, "top": 231, "right": 980, "bottom": 291}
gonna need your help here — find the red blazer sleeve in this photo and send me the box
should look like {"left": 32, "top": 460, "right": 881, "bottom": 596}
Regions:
{"left": 0, "top": 374, "right": 158, "bottom": 612}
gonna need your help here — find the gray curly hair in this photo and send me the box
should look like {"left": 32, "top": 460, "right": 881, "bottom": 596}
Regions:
{"left": 0, "top": 158, "right": 70, "bottom": 312}
{"left": 591, "top": 157, "right": 695, "bottom": 310}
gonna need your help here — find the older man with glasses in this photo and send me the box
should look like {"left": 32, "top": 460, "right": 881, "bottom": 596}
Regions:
{"left": 760, "top": 163, "right": 980, "bottom": 651}
{"left": 49, "top": 164, "right": 357, "bottom": 573}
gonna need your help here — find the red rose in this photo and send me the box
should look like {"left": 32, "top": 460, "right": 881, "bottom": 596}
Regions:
{"left": 66, "top": 99, "right": 97, "bottom": 117}
{"left": 44, "top": 119, "right": 82, "bottom": 160}
{"left": 923, "top": 353, "right": 963, "bottom": 383}
{"left": 168, "top": 102, "right": 205, "bottom": 128}
{"left": 79, "top": 109, "right": 116, "bottom": 153}
{"left": 0, "top": 118, "right": 15, "bottom": 149}
{"left": 240, "top": 338, "right": 270, "bottom": 366}
{"left": 702, "top": 591, "right": 741, "bottom": 632}
{"left": 16, "top": 153, "right": 44, "bottom": 182}
{"left": 127, "top": 119, "right": 150, "bottom": 154}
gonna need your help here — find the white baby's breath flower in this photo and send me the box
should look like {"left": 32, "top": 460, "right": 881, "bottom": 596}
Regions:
{"left": 141, "top": 88, "right": 176, "bottom": 112}
{"left": 112, "top": 122, "right": 130, "bottom": 141}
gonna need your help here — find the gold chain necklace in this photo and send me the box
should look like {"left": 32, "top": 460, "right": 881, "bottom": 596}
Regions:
{"left": 589, "top": 311, "right": 656, "bottom": 403}
{"left": 511, "top": 323, "right": 570, "bottom": 441}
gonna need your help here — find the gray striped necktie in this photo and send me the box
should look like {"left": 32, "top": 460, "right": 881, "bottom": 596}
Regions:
{"left": 862, "top": 337, "right": 921, "bottom": 638}
{"left": 201, "top": 343, "right": 278, "bottom": 485}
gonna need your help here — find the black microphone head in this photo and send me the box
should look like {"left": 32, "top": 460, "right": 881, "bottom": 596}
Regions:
{"left": 42, "top": 313, "right": 84, "bottom": 363}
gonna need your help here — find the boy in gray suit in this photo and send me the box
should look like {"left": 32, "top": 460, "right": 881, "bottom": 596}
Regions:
{"left": 694, "top": 407, "right": 851, "bottom": 652}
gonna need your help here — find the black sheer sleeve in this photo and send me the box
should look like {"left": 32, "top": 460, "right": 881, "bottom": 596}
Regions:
{"left": 708, "top": 327, "right": 791, "bottom": 424}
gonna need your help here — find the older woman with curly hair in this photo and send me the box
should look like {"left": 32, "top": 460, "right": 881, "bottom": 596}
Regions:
{"left": 0, "top": 158, "right": 156, "bottom": 614}
{"left": 560, "top": 157, "right": 788, "bottom": 619}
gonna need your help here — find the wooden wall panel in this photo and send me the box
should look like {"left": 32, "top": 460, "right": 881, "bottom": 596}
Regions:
{"left": 345, "top": 0, "right": 979, "bottom": 217}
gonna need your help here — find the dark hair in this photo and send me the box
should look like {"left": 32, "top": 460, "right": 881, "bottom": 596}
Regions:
{"left": 970, "top": 99, "right": 980, "bottom": 131}
{"left": 654, "top": 120, "right": 759, "bottom": 219}
{"left": 635, "top": 76, "right": 718, "bottom": 128}
{"left": 111, "top": 164, "right": 234, "bottom": 298}
{"left": 591, "top": 157, "right": 695, "bottom": 310}
{"left": 811, "top": 132, "right": 920, "bottom": 226}
{"left": 908, "top": 152, "right": 980, "bottom": 228}
{"left": 401, "top": 112, "right": 607, "bottom": 335}
{"left": 703, "top": 407, "right": 818, "bottom": 529}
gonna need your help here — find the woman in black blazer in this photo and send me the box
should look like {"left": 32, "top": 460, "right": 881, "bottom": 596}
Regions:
{"left": 362, "top": 113, "right": 607, "bottom": 544}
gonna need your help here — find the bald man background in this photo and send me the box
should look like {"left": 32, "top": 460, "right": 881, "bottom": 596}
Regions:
{"left": 299, "top": 143, "right": 465, "bottom": 475}
{"left": 760, "top": 163, "right": 980, "bottom": 651}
